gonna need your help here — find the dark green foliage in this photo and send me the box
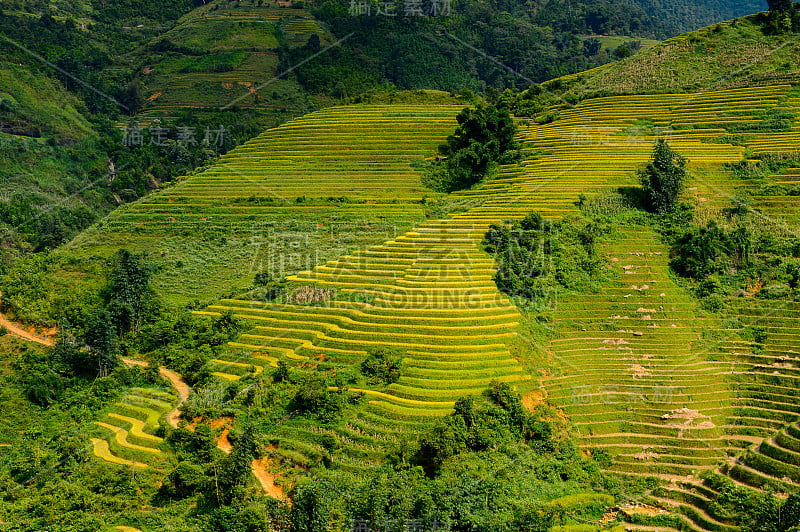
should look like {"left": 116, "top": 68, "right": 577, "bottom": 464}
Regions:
{"left": 102, "top": 249, "right": 156, "bottom": 335}
{"left": 290, "top": 483, "right": 330, "bottom": 532}
{"left": 253, "top": 272, "right": 285, "bottom": 300}
{"left": 583, "top": 37, "right": 602, "bottom": 56}
{"left": 414, "top": 382, "right": 555, "bottom": 474}
{"left": 483, "top": 212, "right": 610, "bottom": 308}
{"left": 638, "top": 139, "right": 689, "bottom": 214}
{"left": 670, "top": 221, "right": 751, "bottom": 279}
{"left": 167, "top": 424, "right": 218, "bottom": 464}
{"left": 767, "top": 0, "right": 794, "bottom": 13}
{"left": 703, "top": 475, "right": 800, "bottom": 532}
{"left": 205, "top": 504, "right": 271, "bottom": 532}
{"left": 290, "top": 374, "right": 352, "bottom": 423}
{"left": 12, "top": 349, "right": 66, "bottom": 407}
{"left": 138, "top": 310, "right": 242, "bottom": 386}
{"left": 207, "top": 425, "right": 258, "bottom": 507}
{"left": 294, "top": 0, "right": 767, "bottom": 101}
{"left": 82, "top": 310, "right": 120, "bottom": 375}
{"left": 359, "top": 347, "right": 402, "bottom": 385}
{"left": 52, "top": 336, "right": 97, "bottom": 379}
{"left": 272, "top": 360, "right": 291, "bottom": 383}
{"left": 781, "top": 494, "right": 800, "bottom": 532}
{"left": 423, "top": 105, "right": 519, "bottom": 193}
{"left": 161, "top": 461, "right": 208, "bottom": 499}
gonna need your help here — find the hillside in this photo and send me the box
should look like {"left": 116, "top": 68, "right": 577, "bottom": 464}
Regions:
{"left": 126, "top": 1, "right": 332, "bottom": 122}
{"left": 11, "top": 100, "right": 466, "bottom": 311}
{"left": 540, "top": 13, "right": 800, "bottom": 97}
{"left": 5, "top": 4, "right": 800, "bottom": 532}
{"left": 190, "top": 83, "right": 800, "bottom": 530}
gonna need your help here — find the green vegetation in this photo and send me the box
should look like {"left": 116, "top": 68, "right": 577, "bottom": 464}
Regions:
{"left": 509, "top": 12, "right": 800, "bottom": 122}
{"left": 423, "top": 104, "right": 520, "bottom": 192}
{"left": 359, "top": 347, "right": 402, "bottom": 386}
{"left": 483, "top": 212, "right": 611, "bottom": 309}
{"left": 9, "top": 3, "right": 800, "bottom": 530}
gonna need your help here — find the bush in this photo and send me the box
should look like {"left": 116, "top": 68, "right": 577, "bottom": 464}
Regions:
{"left": 291, "top": 375, "right": 350, "bottom": 423}
{"left": 483, "top": 212, "right": 610, "bottom": 307}
{"left": 422, "top": 104, "right": 519, "bottom": 193}
{"left": 359, "top": 347, "right": 402, "bottom": 385}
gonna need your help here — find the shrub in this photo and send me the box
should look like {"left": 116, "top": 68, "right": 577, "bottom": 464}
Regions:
{"left": 422, "top": 104, "right": 520, "bottom": 193}
{"left": 291, "top": 375, "right": 350, "bottom": 423}
{"left": 359, "top": 347, "right": 402, "bottom": 385}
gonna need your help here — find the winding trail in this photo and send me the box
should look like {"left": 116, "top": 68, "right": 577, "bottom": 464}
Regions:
{"left": 0, "top": 312, "right": 55, "bottom": 347}
{"left": 120, "top": 357, "right": 284, "bottom": 499}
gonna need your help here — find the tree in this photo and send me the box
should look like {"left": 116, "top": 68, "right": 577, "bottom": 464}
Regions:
{"left": 781, "top": 493, "right": 800, "bottom": 531}
{"left": 83, "top": 309, "right": 120, "bottom": 375}
{"left": 768, "top": 0, "right": 793, "bottom": 13}
{"left": 583, "top": 37, "right": 601, "bottom": 57}
{"left": 102, "top": 249, "right": 155, "bottom": 334}
{"left": 290, "top": 483, "right": 329, "bottom": 532}
{"left": 638, "top": 139, "right": 688, "bottom": 214}
{"left": 360, "top": 347, "right": 402, "bottom": 385}
{"left": 423, "top": 105, "right": 519, "bottom": 193}
{"left": 209, "top": 424, "right": 258, "bottom": 506}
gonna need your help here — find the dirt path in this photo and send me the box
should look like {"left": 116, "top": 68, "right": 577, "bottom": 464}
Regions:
{"left": 0, "top": 313, "right": 55, "bottom": 347}
{"left": 121, "top": 358, "right": 191, "bottom": 430}
{"left": 251, "top": 457, "right": 285, "bottom": 500}
{"left": 120, "top": 357, "right": 285, "bottom": 499}
{"left": 159, "top": 367, "right": 190, "bottom": 429}
{"left": 211, "top": 418, "right": 285, "bottom": 499}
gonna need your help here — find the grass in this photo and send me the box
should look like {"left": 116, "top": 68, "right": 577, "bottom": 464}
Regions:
{"left": 34, "top": 77, "right": 800, "bottom": 527}
{"left": 546, "top": 15, "right": 800, "bottom": 96}
{"left": 0, "top": 61, "right": 94, "bottom": 141}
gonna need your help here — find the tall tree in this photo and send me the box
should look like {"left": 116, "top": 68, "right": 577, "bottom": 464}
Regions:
{"left": 638, "top": 139, "right": 688, "bottom": 214}
{"left": 83, "top": 310, "right": 119, "bottom": 376}
{"left": 103, "top": 249, "right": 155, "bottom": 334}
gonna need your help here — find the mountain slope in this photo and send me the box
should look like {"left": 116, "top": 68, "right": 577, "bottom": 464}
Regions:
{"left": 541, "top": 13, "right": 800, "bottom": 97}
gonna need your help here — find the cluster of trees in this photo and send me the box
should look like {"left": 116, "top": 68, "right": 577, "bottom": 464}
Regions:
{"left": 278, "top": 0, "right": 773, "bottom": 100}
{"left": 483, "top": 211, "right": 611, "bottom": 309}
{"left": 0, "top": 108, "right": 267, "bottom": 265}
{"left": 282, "top": 0, "right": 702, "bottom": 99}
{"left": 422, "top": 104, "right": 519, "bottom": 192}
{"left": 176, "top": 368, "right": 616, "bottom": 531}
{"left": 6, "top": 249, "right": 243, "bottom": 407}
{"left": 766, "top": 0, "right": 800, "bottom": 32}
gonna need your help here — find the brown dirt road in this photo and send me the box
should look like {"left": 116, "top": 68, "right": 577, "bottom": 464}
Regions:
{"left": 120, "top": 358, "right": 284, "bottom": 500}
{"left": 0, "top": 313, "right": 55, "bottom": 347}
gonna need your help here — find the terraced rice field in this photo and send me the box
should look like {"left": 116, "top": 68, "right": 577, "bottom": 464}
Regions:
{"left": 69, "top": 105, "right": 462, "bottom": 304}
{"left": 96, "top": 83, "right": 800, "bottom": 524}
{"left": 133, "top": 1, "right": 321, "bottom": 119}
{"left": 91, "top": 386, "right": 177, "bottom": 470}
{"left": 191, "top": 84, "right": 800, "bottom": 526}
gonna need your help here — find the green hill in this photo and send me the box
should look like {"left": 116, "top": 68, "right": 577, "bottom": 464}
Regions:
{"left": 4, "top": 100, "right": 466, "bottom": 315}
{"left": 127, "top": 1, "right": 334, "bottom": 122}
{"left": 541, "top": 13, "right": 800, "bottom": 97}
{"left": 0, "top": 63, "right": 94, "bottom": 140}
